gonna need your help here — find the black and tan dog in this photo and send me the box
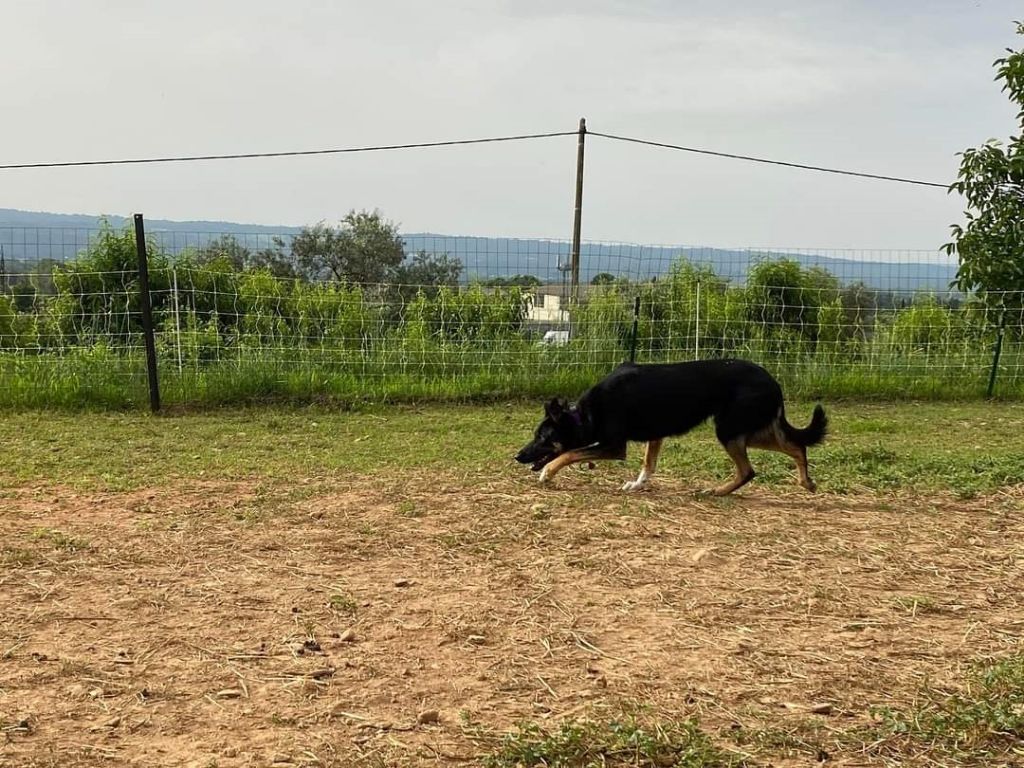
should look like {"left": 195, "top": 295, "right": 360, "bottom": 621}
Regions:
{"left": 515, "top": 359, "right": 827, "bottom": 495}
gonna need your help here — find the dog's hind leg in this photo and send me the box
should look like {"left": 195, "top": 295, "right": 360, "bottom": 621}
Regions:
{"left": 708, "top": 439, "right": 755, "bottom": 496}
{"left": 781, "top": 440, "right": 815, "bottom": 491}
{"left": 749, "top": 426, "right": 816, "bottom": 492}
{"left": 539, "top": 443, "right": 626, "bottom": 484}
{"left": 621, "top": 439, "right": 663, "bottom": 492}
{"left": 791, "top": 449, "right": 815, "bottom": 491}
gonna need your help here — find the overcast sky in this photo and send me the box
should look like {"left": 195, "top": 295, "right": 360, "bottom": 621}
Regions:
{"left": 1, "top": 0, "right": 1021, "bottom": 249}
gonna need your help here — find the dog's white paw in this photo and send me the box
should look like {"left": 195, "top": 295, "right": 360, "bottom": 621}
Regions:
{"left": 621, "top": 470, "right": 650, "bottom": 493}
{"left": 538, "top": 468, "right": 553, "bottom": 484}
{"left": 620, "top": 478, "right": 648, "bottom": 492}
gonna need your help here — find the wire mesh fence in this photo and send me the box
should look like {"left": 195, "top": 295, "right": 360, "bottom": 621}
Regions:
{"left": 0, "top": 224, "right": 1020, "bottom": 408}
{"left": 1, "top": 227, "right": 959, "bottom": 289}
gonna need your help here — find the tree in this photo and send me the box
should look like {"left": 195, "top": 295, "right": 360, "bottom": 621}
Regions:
{"left": 250, "top": 240, "right": 300, "bottom": 279}
{"left": 591, "top": 272, "right": 617, "bottom": 286}
{"left": 394, "top": 250, "right": 462, "bottom": 288}
{"left": 484, "top": 274, "right": 541, "bottom": 288}
{"left": 945, "top": 22, "right": 1024, "bottom": 308}
{"left": 9, "top": 280, "right": 39, "bottom": 312}
{"left": 839, "top": 281, "right": 879, "bottom": 342}
{"left": 745, "top": 258, "right": 837, "bottom": 340}
{"left": 195, "top": 235, "right": 251, "bottom": 271}
{"left": 388, "top": 250, "right": 463, "bottom": 314}
{"left": 53, "top": 223, "right": 172, "bottom": 341}
{"left": 291, "top": 210, "right": 405, "bottom": 285}
{"left": 31, "top": 258, "right": 60, "bottom": 297}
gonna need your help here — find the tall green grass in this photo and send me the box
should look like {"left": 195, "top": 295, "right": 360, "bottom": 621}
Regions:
{"left": 1, "top": 340, "right": 1020, "bottom": 410}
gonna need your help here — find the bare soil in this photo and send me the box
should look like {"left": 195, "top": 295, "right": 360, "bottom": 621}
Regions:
{"left": 2, "top": 472, "right": 1023, "bottom": 766}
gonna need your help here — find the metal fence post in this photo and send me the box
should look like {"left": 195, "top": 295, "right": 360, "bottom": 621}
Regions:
{"left": 133, "top": 214, "right": 161, "bottom": 413}
{"left": 628, "top": 296, "right": 641, "bottom": 363}
{"left": 986, "top": 309, "right": 1006, "bottom": 398}
{"left": 694, "top": 278, "right": 702, "bottom": 360}
{"left": 172, "top": 265, "right": 184, "bottom": 374}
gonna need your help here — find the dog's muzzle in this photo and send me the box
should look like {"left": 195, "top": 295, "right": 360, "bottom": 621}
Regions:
{"left": 515, "top": 448, "right": 556, "bottom": 472}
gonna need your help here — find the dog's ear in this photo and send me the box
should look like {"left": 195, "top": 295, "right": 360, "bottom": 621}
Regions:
{"left": 544, "top": 397, "right": 568, "bottom": 419}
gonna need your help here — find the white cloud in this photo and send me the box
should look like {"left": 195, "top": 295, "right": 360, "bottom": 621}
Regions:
{"left": 0, "top": 0, "right": 1020, "bottom": 248}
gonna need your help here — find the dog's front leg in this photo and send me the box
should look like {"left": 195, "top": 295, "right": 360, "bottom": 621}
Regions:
{"left": 621, "top": 439, "right": 663, "bottom": 492}
{"left": 539, "top": 450, "right": 594, "bottom": 483}
{"left": 539, "top": 444, "right": 625, "bottom": 484}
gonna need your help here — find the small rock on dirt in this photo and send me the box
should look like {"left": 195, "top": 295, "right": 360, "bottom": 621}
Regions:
{"left": 90, "top": 716, "right": 120, "bottom": 732}
{"left": 394, "top": 578, "right": 413, "bottom": 587}
{"left": 690, "top": 547, "right": 713, "bottom": 563}
{"left": 339, "top": 628, "right": 357, "bottom": 642}
{"left": 417, "top": 709, "right": 440, "bottom": 725}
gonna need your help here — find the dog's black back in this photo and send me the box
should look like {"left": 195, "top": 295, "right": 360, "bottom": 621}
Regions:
{"left": 578, "top": 359, "right": 784, "bottom": 446}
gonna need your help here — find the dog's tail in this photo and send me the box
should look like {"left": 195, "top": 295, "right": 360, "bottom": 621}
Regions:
{"left": 781, "top": 404, "right": 828, "bottom": 448}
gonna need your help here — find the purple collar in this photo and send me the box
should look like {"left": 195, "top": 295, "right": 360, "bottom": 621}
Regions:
{"left": 569, "top": 409, "right": 583, "bottom": 426}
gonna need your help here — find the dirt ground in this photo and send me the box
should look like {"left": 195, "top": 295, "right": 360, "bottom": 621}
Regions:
{"left": 2, "top": 471, "right": 1023, "bottom": 767}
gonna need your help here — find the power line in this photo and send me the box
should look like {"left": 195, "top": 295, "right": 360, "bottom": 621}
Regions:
{"left": 589, "top": 131, "right": 950, "bottom": 189}
{"left": 0, "top": 131, "right": 578, "bottom": 170}
{"left": 0, "top": 125, "right": 955, "bottom": 190}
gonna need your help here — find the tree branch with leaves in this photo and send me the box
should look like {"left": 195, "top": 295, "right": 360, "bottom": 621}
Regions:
{"left": 945, "top": 22, "right": 1024, "bottom": 310}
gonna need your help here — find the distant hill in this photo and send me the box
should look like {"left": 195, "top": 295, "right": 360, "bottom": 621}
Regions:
{"left": 0, "top": 208, "right": 298, "bottom": 234}
{"left": 0, "top": 208, "right": 956, "bottom": 292}
{"left": 400, "top": 234, "right": 957, "bottom": 292}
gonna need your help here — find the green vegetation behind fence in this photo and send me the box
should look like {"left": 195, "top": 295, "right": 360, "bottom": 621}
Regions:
{"left": 1, "top": 225, "right": 1020, "bottom": 409}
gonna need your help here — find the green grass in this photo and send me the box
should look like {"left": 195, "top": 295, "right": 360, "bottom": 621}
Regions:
{"left": 328, "top": 593, "right": 358, "bottom": 616}
{"left": 0, "top": 353, "right": 612, "bottom": 410}
{"left": 477, "top": 717, "right": 743, "bottom": 768}
{"left": 0, "top": 400, "right": 1022, "bottom": 496}
{"left": 2, "top": 343, "right": 1024, "bottom": 410}
{"left": 30, "top": 527, "right": 89, "bottom": 552}
{"left": 872, "top": 654, "right": 1024, "bottom": 764}
{"left": 716, "top": 653, "right": 1024, "bottom": 766}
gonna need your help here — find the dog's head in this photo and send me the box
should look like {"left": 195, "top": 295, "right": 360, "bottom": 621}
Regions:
{"left": 515, "top": 397, "right": 584, "bottom": 471}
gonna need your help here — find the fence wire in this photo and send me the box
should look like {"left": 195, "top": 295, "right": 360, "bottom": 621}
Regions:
{"left": 0, "top": 226, "right": 1021, "bottom": 407}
